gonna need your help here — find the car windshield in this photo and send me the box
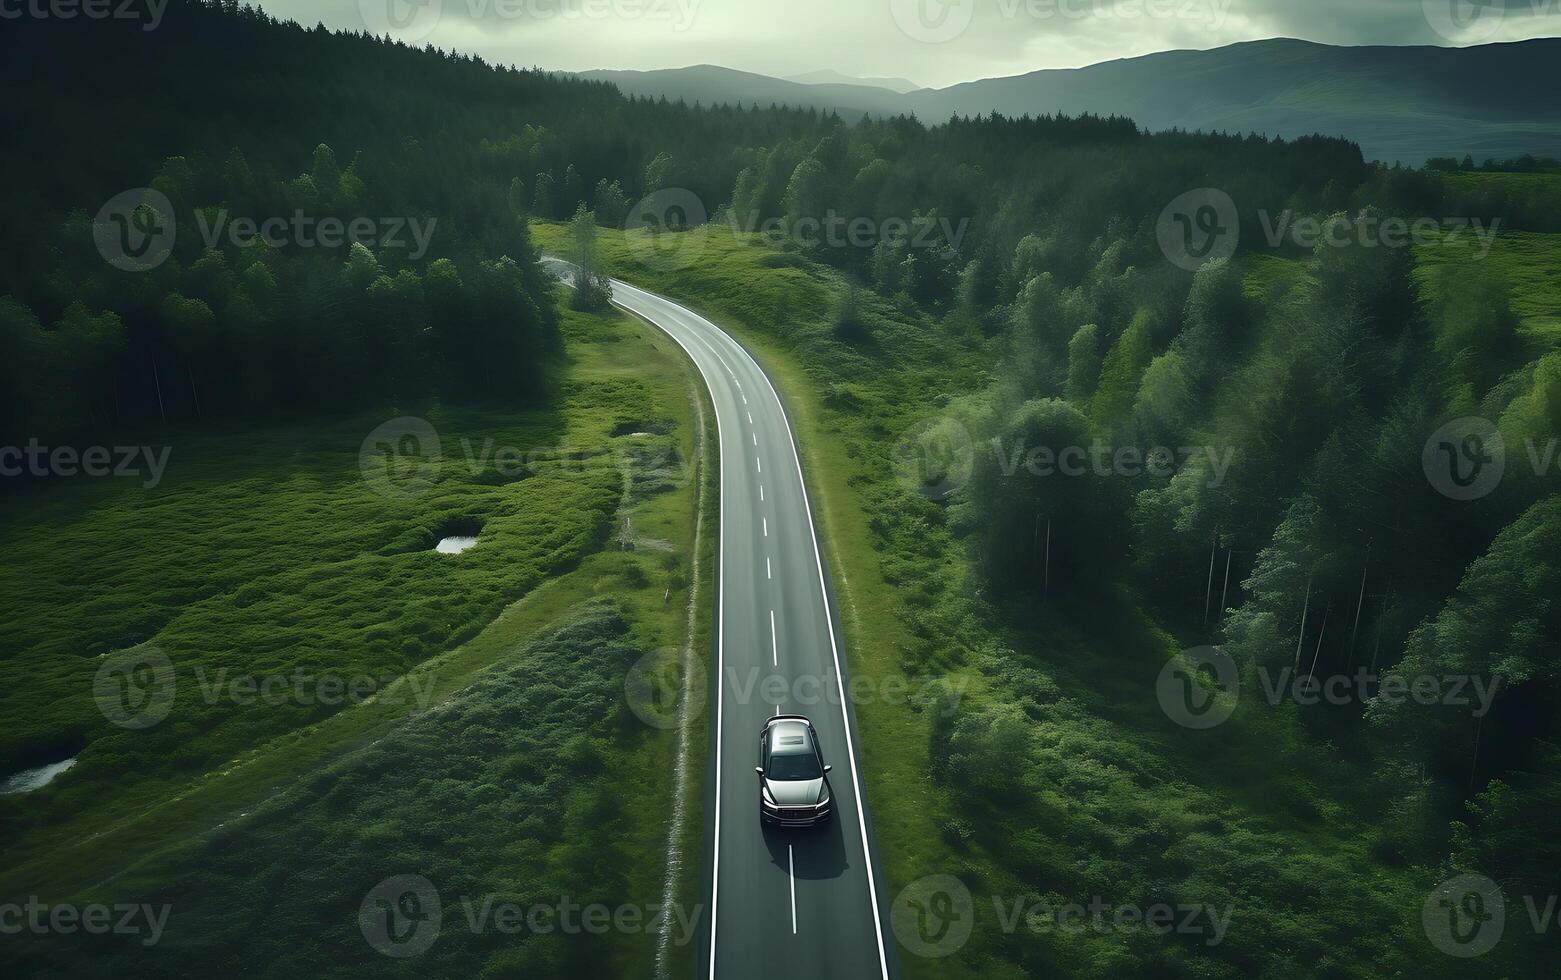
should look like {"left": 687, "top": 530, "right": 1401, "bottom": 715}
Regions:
{"left": 767, "top": 750, "right": 822, "bottom": 781}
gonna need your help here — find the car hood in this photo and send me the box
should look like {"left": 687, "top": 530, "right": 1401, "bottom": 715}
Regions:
{"left": 765, "top": 776, "right": 825, "bottom": 806}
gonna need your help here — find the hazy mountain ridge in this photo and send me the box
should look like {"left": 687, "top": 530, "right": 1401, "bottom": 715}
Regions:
{"left": 783, "top": 69, "right": 922, "bottom": 93}
{"left": 577, "top": 38, "right": 1561, "bottom": 163}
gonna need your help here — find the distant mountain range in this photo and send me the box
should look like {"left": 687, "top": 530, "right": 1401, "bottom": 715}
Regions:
{"left": 782, "top": 70, "right": 921, "bottom": 94}
{"left": 576, "top": 38, "right": 1561, "bottom": 164}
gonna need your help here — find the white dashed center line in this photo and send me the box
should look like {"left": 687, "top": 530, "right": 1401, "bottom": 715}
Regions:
{"left": 759, "top": 485, "right": 764, "bottom": 502}
{"left": 770, "top": 610, "right": 778, "bottom": 666}
{"left": 763, "top": 518, "right": 768, "bottom": 537}
{"left": 767, "top": 557, "right": 772, "bottom": 580}
{"left": 788, "top": 844, "right": 797, "bottom": 935}
{"left": 756, "top": 457, "right": 761, "bottom": 474}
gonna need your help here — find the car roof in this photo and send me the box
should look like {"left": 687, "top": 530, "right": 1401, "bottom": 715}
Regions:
{"left": 768, "top": 719, "right": 814, "bottom": 755}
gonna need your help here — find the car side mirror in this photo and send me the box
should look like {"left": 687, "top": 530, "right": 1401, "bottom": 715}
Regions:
{"left": 755, "top": 767, "right": 764, "bottom": 776}
{"left": 824, "top": 765, "right": 832, "bottom": 773}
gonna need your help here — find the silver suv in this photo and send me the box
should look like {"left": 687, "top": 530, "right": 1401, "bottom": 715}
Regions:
{"left": 756, "top": 715, "right": 833, "bottom": 828}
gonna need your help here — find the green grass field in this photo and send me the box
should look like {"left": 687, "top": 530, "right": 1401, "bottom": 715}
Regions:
{"left": 1, "top": 295, "right": 714, "bottom": 978}
{"left": 1413, "top": 229, "right": 1561, "bottom": 348}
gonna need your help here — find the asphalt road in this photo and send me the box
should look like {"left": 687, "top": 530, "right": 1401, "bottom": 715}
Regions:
{"left": 549, "top": 263, "right": 895, "bottom": 980}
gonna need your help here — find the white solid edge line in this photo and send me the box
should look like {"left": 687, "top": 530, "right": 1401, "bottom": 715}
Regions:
{"left": 611, "top": 277, "right": 890, "bottom": 980}
{"left": 603, "top": 281, "right": 728, "bottom": 980}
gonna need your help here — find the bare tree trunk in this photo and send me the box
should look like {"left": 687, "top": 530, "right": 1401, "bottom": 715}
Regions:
{"left": 1347, "top": 542, "right": 1371, "bottom": 668}
{"left": 1217, "top": 548, "right": 1234, "bottom": 624}
{"left": 1370, "top": 581, "right": 1393, "bottom": 674}
{"left": 1294, "top": 575, "right": 1313, "bottom": 672}
{"left": 1306, "top": 604, "right": 1330, "bottom": 684}
{"left": 188, "top": 366, "right": 203, "bottom": 419}
{"left": 1203, "top": 528, "right": 1218, "bottom": 626}
{"left": 151, "top": 353, "right": 167, "bottom": 424}
{"left": 1042, "top": 517, "right": 1051, "bottom": 602}
{"left": 1468, "top": 677, "right": 1501, "bottom": 793}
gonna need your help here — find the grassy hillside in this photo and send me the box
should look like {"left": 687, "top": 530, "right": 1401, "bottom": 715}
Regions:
{"left": 1, "top": 295, "right": 714, "bottom": 980}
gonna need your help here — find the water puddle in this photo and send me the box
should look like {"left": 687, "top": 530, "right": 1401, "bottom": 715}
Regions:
{"left": 0, "top": 758, "right": 77, "bottom": 794}
{"left": 436, "top": 536, "right": 478, "bottom": 555}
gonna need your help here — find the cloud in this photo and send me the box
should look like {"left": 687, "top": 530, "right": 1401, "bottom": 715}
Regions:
{"left": 253, "top": 0, "right": 1561, "bottom": 87}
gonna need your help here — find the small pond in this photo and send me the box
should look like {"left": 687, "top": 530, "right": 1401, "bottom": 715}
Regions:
{"left": 0, "top": 757, "right": 77, "bottom": 794}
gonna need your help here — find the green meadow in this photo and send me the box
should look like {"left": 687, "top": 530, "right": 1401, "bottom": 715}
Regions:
{"left": 0, "top": 296, "right": 713, "bottom": 979}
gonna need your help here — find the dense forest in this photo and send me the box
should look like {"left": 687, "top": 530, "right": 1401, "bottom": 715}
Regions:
{"left": 4, "top": 1, "right": 1559, "bottom": 975}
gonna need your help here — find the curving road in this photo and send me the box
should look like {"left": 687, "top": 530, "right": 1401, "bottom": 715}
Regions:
{"left": 546, "top": 260, "right": 895, "bottom": 980}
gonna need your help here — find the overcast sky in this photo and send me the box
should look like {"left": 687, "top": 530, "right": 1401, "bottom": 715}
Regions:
{"left": 255, "top": 0, "right": 1561, "bottom": 88}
